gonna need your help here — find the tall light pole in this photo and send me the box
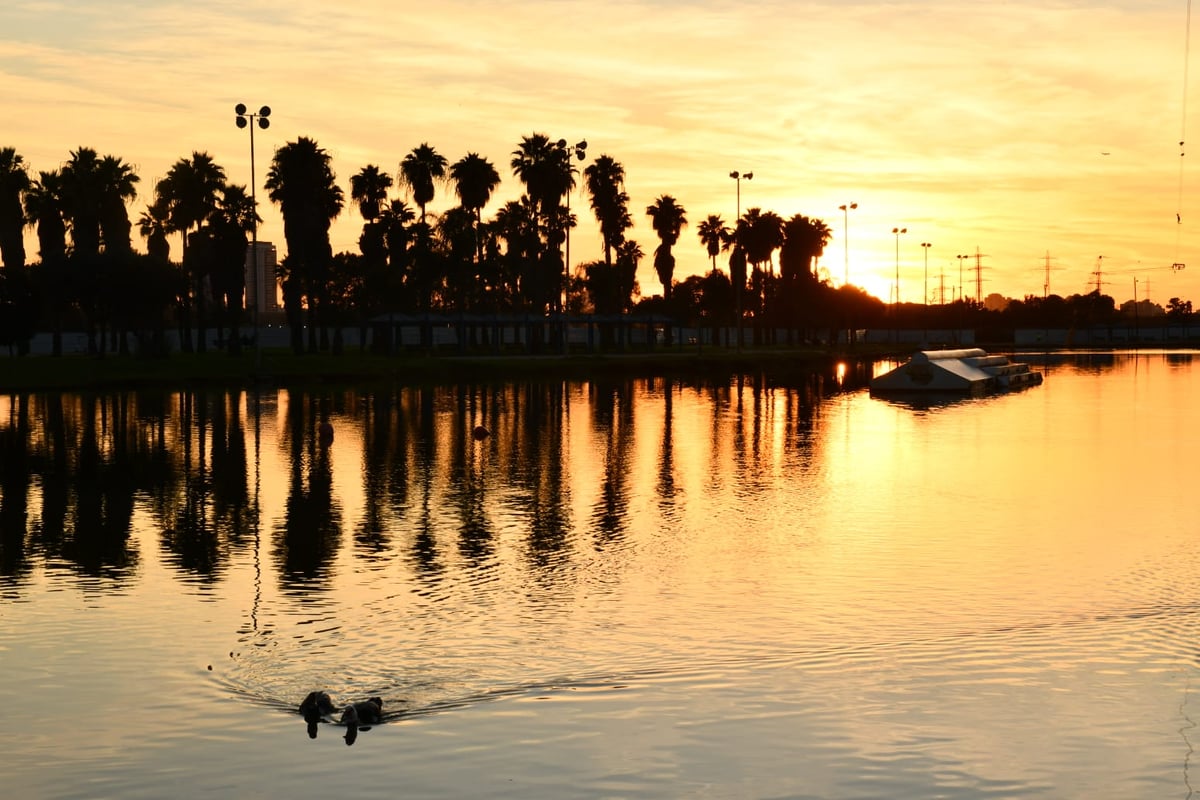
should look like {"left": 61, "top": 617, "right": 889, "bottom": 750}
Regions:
{"left": 235, "top": 103, "right": 270, "bottom": 370}
{"left": 556, "top": 138, "right": 587, "bottom": 351}
{"left": 730, "top": 171, "right": 752, "bottom": 351}
{"left": 730, "top": 170, "right": 753, "bottom": 220}
{"left": 957, "top": 254, "right": 968, "bottom": 304}
{"left": 892, "top": 227, "right": 907, "bottom": 304}
{"left": 920, "top": 242, "right": 932, "bottom": 305}
{"left": 839, "top": 202, "right": 857, "bottom": 286}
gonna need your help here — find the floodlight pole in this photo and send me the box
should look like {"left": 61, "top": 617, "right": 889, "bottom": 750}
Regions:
{"left": 235, "top": 103, "right": 271, "bottom": 373}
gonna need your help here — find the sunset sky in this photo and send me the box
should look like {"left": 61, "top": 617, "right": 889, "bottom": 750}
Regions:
{"left": 3, "top": 0, "right": 1197, "bottom": 306}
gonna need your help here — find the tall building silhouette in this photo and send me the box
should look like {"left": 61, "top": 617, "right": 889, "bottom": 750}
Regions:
{"left": 244, "top": 241, "right": 279, "bottom": 313}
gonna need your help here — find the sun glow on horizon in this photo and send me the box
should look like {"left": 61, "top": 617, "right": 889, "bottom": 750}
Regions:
{"left": 2, "top": 1, "right": 1198, "bottom": 307}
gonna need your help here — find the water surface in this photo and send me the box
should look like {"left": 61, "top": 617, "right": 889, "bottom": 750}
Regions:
{"left": 1, "top": 352, "right": 1197, "bottom": 798}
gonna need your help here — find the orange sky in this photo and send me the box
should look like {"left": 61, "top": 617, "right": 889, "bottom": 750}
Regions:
{"left": 3, "top": 1, "right": 1198, "bottom": 306}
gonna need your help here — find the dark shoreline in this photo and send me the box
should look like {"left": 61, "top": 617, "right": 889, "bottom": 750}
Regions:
{"left": 1, "top": 344, "right": 1191, "bottom": 392}
{"left": 0, "top": 346, "right": 899, "bottom": 392}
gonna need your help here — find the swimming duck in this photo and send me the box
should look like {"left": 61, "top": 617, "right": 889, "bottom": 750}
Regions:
{"left": 299, "top": 690, "right": 337, "bottom": 721}
{"left": 340, "top": 696, "right": 384, "bottom": 727}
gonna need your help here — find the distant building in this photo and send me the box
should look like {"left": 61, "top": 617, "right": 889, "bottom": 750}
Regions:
{"left": 244, "top": 241, "right": 279, "bottom": 313}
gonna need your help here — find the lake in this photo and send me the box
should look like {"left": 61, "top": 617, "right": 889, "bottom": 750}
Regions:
{"left": 1, "top": 351, "right": 1197, "bottom": 799}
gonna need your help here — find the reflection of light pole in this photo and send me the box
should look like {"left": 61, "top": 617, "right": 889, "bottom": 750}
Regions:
{"left": 730, "top": 171, "right": 752, "bottom": 351}
{"left": 892, "top": 227, "right": 907, "bottom": 304}
{"left": 235, "top": 103, "right": 270, "bottom": 370}
{"left": 921, "top": 242, "right": 932, "bottom": 305}
{"left": 839, "top": 202, "right": 857, "bottom": 286}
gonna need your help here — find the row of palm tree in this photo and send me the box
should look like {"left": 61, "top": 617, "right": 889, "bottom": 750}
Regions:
{"left": 0, "top": 136, "right": 850, "bottom": 356}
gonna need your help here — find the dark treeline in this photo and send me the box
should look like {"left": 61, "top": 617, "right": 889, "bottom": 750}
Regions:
{"left": 1, "top": 143, "right": 1195, "bottom": 358}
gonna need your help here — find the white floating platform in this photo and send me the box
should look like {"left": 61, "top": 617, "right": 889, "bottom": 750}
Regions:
{"left": 869, "top": 348, "right": 1044, "bottom": 395}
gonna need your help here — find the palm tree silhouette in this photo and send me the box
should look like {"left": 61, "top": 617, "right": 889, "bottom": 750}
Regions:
{"left": 24, "top": 170, "right": 68, "bottom": 354}
{"left": 645, "top": 195, "right": 687, "bottom": 301}
{"left": 349, "top": 164, "right": 393, "bottom": 224}
{"left": 697, "top": 214, "right": 730, "bottom": 274}
{"left": 0, "top": 147, "right": 30, "bottom": 270}
{"left": 157, "top": 152, "right": 226, "bottom": 264}
{"left": 137, "top": 198, "right": 172, "bottom": 264}
{"left": 584, "top": 155, "right": 631, "bottom": 268}
{"left": 450, "top": 153, "right": 500, "bottom": 264}
{"left": 399, "top": 143, "right": 447, "bottom": 223}
{"left": 266, "top": 136, "right": 344, "bottom": 353}
{"left": 96, "top": 155, "right": 139, "bottom": 255}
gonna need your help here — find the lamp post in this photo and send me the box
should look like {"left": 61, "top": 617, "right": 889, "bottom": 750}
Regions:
{"left": 556, "top": 138, "right": 587, "bottom": 352}
{"left": 235, "top": 103, "right": 270, "bottom": 370}
{"left": 957, "top": 254, "right": 968, "bottom": 304}
{"left": 730, "top": 170, "right": 753, "bottom": 220}
{"left": 892, "top": 227, "right": 907, "bottom": 304}
{"left": 839, "top": 202, "right": 857, "bottom": 286}
{"left": 920, "top": 242, "right": 932, "bottom": 305}
{"left": 730, "top": 170, "right": 753, "bottom": 351}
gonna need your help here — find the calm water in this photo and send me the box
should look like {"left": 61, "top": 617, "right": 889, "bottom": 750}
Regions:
{"left": 1, "top": 352, "right": 1198, "bottom": 799}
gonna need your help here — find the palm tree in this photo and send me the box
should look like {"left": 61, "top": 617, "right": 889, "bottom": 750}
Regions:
{"left": 584, "top": 155, "right": 632, "bottom": 267}
{"left": 697, "top": 214, "right": 730, "bottom": 274}
{"left": 350, "top": 164, "right": 392, "bottom": 223}
{"left": 0, "top": 147, "right": 30, "bottom": 270}
{"left": 24, "top": 170, "right": 69, "bottom": 355}
{"left": 646, "top": 195, "right": 687, "bottom": 301}
{"left": 60, "top": 147, "right": 105, "bottom": 258}
{"left": 266, "top": 136, "right": 344, "bottom": 353}
{"left": 156, "top": 152, "right": 226, "bottom": 263}
{"left": 614, "top": 240, "right": 643, "bottom": 313}
{"left": 735, "top": 208, "right": 784, "bottom": 344}
{"left": 156, "top": 152, "right": 226, "bottom": 352}
{"left": 510, "top": 133, "right": 567, "bottom": 217}
{"left": 450, "top": 152, "right": 500, "bottom": 262}
{"left": 780, "top": 215, "right": 833, "bottom": 284}
{"left": 399, "top": 143, "right": 447, "bottom": 223}
{"left": 205, "top": 184, "right": 256, "bottom": 355}
{"left": 97, "top": 155, "right": 139, "bottom": 255}
{"left": 138, "top": 197, "right": 172, "bottom": 264}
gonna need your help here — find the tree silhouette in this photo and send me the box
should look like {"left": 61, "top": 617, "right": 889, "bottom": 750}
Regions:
{"left": 646, "top": 194, "right": 687, "bottom": 302}
{"left": 0, "top": 147, "right": 29, "bottom": 271}
{"left": 157, "top": 152, "right": 227, "bottom": 352}
{"left": 584, "top": 155, "right": 632, "bottom": 268}
{"left": 399, "top": 143, "right": 447, "bottom": 223}
{"left": 265, "top": 136, "right": 344, "bottom": 353}
{"left": 349, "top": 164, "right": 393, "bottom": 224}
{"left": 450, "top": 152, "right": 500, "bottom": 266}
{"left": 697, "top": 214, "right": 730, "bottom": 274}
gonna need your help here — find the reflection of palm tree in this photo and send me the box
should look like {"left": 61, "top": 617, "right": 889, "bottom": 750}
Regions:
{"left": 399, "top": 143, "right": 447, "bottom": 223}
{"left": 697, "top": 214, "right": 730, "bottom": 274}
{"left": 0, "top": 147, "right": 30, "bottom": 270}
{"left": 646, "top": 195, "right": 687, "bottom": 301}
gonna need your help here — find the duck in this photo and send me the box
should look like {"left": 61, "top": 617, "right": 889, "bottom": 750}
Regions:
{"left": 340, "top": 696, "right": 384, "bottom": 727}
{"left": 298, "top": 690, "right": 337, "bottom": 722}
